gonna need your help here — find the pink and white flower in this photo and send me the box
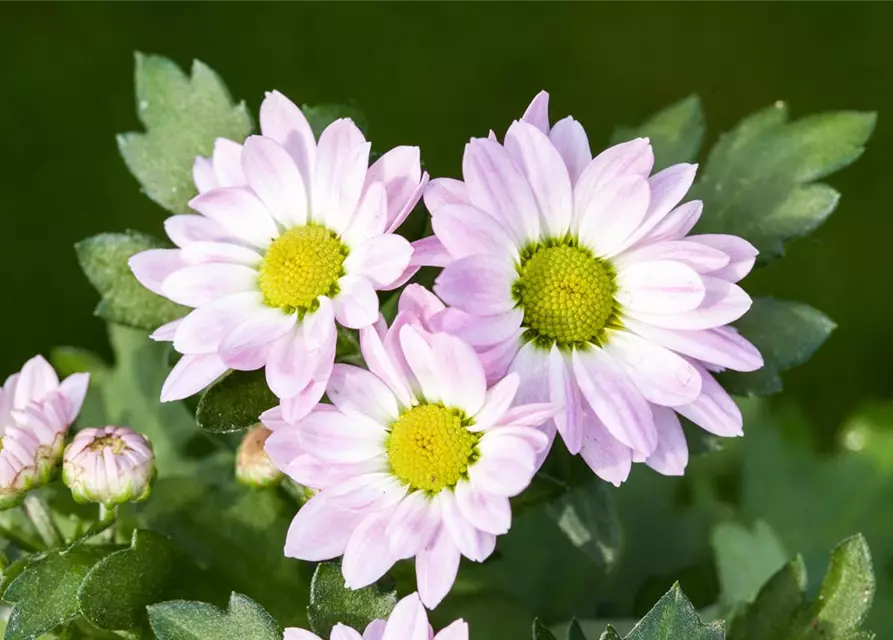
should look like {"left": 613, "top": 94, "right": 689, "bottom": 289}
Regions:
{"left": 0, "top": 355, "right": 90, "bottom": 509}
{"left": 130, "top": 90, "right": 428, "bottom": 421}
{"left": 265, "top": 286, "right": 557, "bottom": 609}
{"left": 422, "top": 91, "right": 763, "bottom": 485}
{"left": 284, "top": 592, "right": 468, "bottom": 640}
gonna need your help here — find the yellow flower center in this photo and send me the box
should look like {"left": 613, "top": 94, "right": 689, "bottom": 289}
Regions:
{"left": 88, "top": 435, "right": 127, "bottom": 455}
{"left": 514, "top": 242, "right": 617, "bottom": 348}
{"left": 258, "top": 226, "right": 347, "bottom": 313}
{"left": 387, "top": 404, "right": 480, "bottom": 493}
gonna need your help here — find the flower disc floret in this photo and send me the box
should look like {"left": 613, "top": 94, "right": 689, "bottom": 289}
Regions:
{"left": 387, "top": 404, "right": 479, "bottom": 493}
{"left": 514, "top": 241, "right": 617, "bottom": 347}
{"left": 258, "top": 225, "right": 347, "bottom": 313}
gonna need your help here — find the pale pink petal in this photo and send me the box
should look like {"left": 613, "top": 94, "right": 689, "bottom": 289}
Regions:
{"left": 218, "top": 308, "right": 297, "bottom": 370}
{"left": 688, "top": 234, "right": 759, "bottom": 283}
{"left": 399, "top": 324, "right": 440, "bottom": 403}
{"left": 180, "top": 241, "right": 262, "bottom": 266}
{"left": 623, "top": 319, "right": 763, "bottom": 372}
{"left": 188, "top": 188, "right": 278, "bottom": 248}
{"left": 266, "top": 328, "right": 316, "bottom": 398}
{"left": 345, "top": 234, "right": 413, "bottom": 288}
{"left": 637, "top": 200, "right": 703, "bottom": 245}
{"left": 621, "top": 164, "right": 698, "bottom": 251}
{"left": 521, "top": 91, "right": 551, "bottom": 134}
{"left": 343, "top": 181, "right": 387, "bottom": 247}
{"left": 416, "top": 529, "right": 461, "bottom": 609}
{"left": 486, "top": 424, "right": 552, "bottom": 452}
{"left": 151, "top": 319, "right": 181, "bottom": 342}
{"left": 328, "top": 364, "right": 400, "bottom": 425}
{"left": 326, "top": 473, "right": 407, "bottom": 513}
{"left": 431, "top": 204, "right": 515, "bottom": 260}
{"left": 504, "top": 120, "right": 573, "bottom": 237}
{"left": 579, "top": 412, "right": 632, "bottom": 487}
{"left": 434, "top": 254, "right": 516, "bottom": 316}
{"left": 468, "top": 434, "right": 536, "bottom": 497}
{"left": 477, "top": 332, "right": 523, "bottom": 384}
{"left": 424, "top": 178, "right": 470, "bottom": 212}
{"left": 298, "top": 410, "right": 387, "bottom": 463}
{"left": 284, "top": 493, "right": 363, "bottom": 561}
{"left": 507, "top": 341, "right": 550, "bottom": 404}
{"left": 381, "top": 593, "right": 429, "bottom": 640}
{"left": 343, "top": 511, "right": 399, "bottom": 589}
{"left": 573, "top": 138, "right": 653, "bottom": 219}
{"left": 160, "top": 353, "right": 227, "bottom": 402}
{"left": 455, "top": 480, "right": 511, "bottom": 535}
{"left": 129, "top": 249, "right": 187, "bottom": 297}
{"left": 259, "top": 90, "right": 317, "bottom": 189}
{"left": 606, "top": 329, "right": 702, "bottom": 407}
{"left": 241, "top": 135, "right": 308, "bottom": 227}
{"left": 386, "top": 491, "right": 441, "bottom": 558}
{"left": 364, "top": 146, "right": 424, "bottom": 231}
{"left": 284, "top": 454, "right": 387, "bottom": 491}
{"left": 470, "top": 373, "right": 519, "bottom": 431}
{"left": 13, "top": 356, "right": 59, "bottom": 407}
{"left": 192, "top": 156, "right": 218, "bottom": 193}
{"left": 434, "top": 621, "right": 469, "bottom": 640}
{"left": 210, "top": 138, "right": 247, "bottom": 187}
{"left": 572, "top": 348, "right": 657, "bottom": 456}
{"left": 616, "top": 260, "right": 705, "bottom": 314}
{"left": 173, "top": 292, "right": 264, "bottom": 354}
{"left": 433, "top": 308, "right": 522, "bottom": 350}
{"left": 408, "top": 235, "right": 452, "bottom": 268}
{"left": 386, "top": 171, "right": 428, "bottom": 234}
{"left": 549, "top": 346, "right": 583, "bottom": 454}
{"left": 439, "top": 491, "right": 493, "bottom": 562}
{"left": 313, "top": 119, "right": 370, "bottom": 232}
{"left": 58, "top": 373, "right": 90, "bottom": 423}
{"left": 164, "top": 214, "right": 228, "bottom": 247}
{"left": 333, "top": 275, "right": 379, "bottom": 329}
{"left": 398, "top": 283, "right": 445, "bottom": 319}
{"left": 431, "top": 332, "right": 487, "bottom": 415}
{"left": 331, "top": 625, "right": 364, "bottom": 640}
{"left": 304, "top": 297, "right": 336, "bottom": 350}
{"left": 577, "top": 175, "right": 651, "bottom": 257}
{"left": 676, "top": 364, "right": 743, "bottom": 437}
{"left": 646, "top": 406, "right": 689, "bottom": 476}
{"left": 462, "top": 138, "right": 540, "bottom": 243}
{"left": 549, "top": 116, "right": 591, "bottom": 184}
{"left": 627, "top": 277, "right": 752, "bottom": 330}
{"left": 280, "top": 375, "right": 330, "bottom": 424}
{"left": 615, "top": 240, "right": 730, "bottom": 274}
{"left": 161, "top": 263, "right": 257, "bottom": 308}
{"left": 359, "top": 324, "right": 414, "bottom": 408}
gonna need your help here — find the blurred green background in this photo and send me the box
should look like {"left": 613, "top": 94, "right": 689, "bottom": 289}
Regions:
{"left": 0, "top": 3, "right": 888, "bottom": 437}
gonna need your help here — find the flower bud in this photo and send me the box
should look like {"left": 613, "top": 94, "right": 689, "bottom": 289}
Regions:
{"left": 236, "top": 425, "right": 282, "bottom": 488}
{"left": 63, "top": 426, "right": 155, "bottom": 507}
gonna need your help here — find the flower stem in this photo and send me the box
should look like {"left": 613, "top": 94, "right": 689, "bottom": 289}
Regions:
{"left": 22, "top": 494, "right": 64, "bottom": 549}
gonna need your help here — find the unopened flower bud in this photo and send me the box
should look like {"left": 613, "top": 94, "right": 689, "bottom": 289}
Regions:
{"left": 236, "top": 425, "right": 282, "bottom": 488}
{"left": 63, "top": 426, "right": 155, "bottom": 507}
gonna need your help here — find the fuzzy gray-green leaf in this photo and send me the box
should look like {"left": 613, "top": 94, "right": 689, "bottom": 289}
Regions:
{"left": 195, "top": 370, "right": 278, "bottom": 434}
{"left": 612, "top": 95, "right": 705, "bottom": 171}
{"left": 148, "top": 593, "right": 279, "bottom": 640}
{"left": 307, "top": 563, "right": 397, "bottom": 637}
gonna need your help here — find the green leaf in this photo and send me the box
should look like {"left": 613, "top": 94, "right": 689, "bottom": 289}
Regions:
{"left": 600, "top": 628, "right": 623, "bottom": 640}
{"left": 195, "top": 370, "right": 278, "bottom": 434}
{"left": 545, "top": 480, "right": 622, "bottom": 570}
{"left": 77, "top": 530, "right": 189, "bottom": 631}
{"left": 307, "top": 562, "right": 397, "bottom": 637}
{"left": 3, "top": 545, "right": 115, "bottom": 640}
{"left": 720, "top": 298, "right": 836, "bottom": 396}
{"left": 729, "top": 556, "right": 807, "bottom": 640}
{"left": 533, "top": 619, "right": 559, "bottom": 640}
{"left": 148, "top": 593, "right": 279, "bottom": 640}
{"left": 692, "top": 104, "right": 875, "bottom": 261}
{"left": 568, "top": 619, "right": 588, "bottom": 640}
{"left": 611, "top": 95, "right": 705, "bottom": 171}
{"left": 624, "top": 583, "right": 724, "bottom": 639}
{"left": 301, "top": 103, "right": 367, "bottom": 138}
{"left": 118, "top": 53, "right": 252, "bottom": 214}
{"left": 76, "top": 231, "right": 187, "bottom": 332}
{"left": 711, "top": 520, "right": 788, "bottom": 607}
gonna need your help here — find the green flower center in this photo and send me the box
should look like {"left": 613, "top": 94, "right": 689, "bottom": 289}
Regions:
{"left": 386, "top": 404, "right": 480, "bottom": 493}
{"left": 258, "top": 226, "right": 347, "bottom": 313}
{"left": 514, "top": 242, "right": 617, "bottom": 348}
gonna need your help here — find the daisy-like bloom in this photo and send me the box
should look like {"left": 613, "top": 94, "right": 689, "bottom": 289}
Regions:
{"left": 264, "top": 286, "right": 557, "bottom": 609}
{"left": 130, "top": 90, "right": 428, "bottom": 420}
{"left": 0, "top": 356, "right": 90, "bottom": 509}
{"left": 284, "top": 592, "right": 467, "bottom": 640}
{"left": 63, "top": 426, "right": 155, "bottom": 507}
{"left": 423, "top": 91, "right": 763, "bottom": 485}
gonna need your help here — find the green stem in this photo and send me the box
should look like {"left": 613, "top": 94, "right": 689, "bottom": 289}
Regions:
{"left": 97, "top": 504, "right": 118, "bottom": 543}
{"left": 22, "top": 494, "right": 63, "bottom": 549}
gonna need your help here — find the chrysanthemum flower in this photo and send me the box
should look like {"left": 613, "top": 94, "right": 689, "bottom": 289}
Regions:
{"left": 264, "top": 286, "right": 557, "bottom": 609}
{"left": 0, "top": 355, "right": 90, "bottom": 508}
{"left": 63, "top": 426, "right": 155, "bottom": 507}
{"left": 422, "top": 91, "right": 763, "bottom": 485}
{"left": 284, "top": 592, "right": 467, "bottom": 640}
{"left": 130, "top": 91, "right": 428, "bottom": 420}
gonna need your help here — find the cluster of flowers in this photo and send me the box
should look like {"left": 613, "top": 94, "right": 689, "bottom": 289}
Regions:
{"left": 0, "top": 355, "right": 155, "bottom": 510}
{"left": 127, "top": 89, "right": 763, "bottom": 638}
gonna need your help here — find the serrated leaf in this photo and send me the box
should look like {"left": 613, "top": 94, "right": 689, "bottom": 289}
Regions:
{"left": 301, "top": 103, "right": 367, "bottom": 138}
{"left": 118, "top": 53, "right": 252, "bottom": 214}
{"left": 692, "top": 104, "right": 875, "bottom": 261}
{"left": 76, "top": 231, "right": 186, "bottom": 332}
{"left": 545, "top": 480, "right": 622, "bottom": 570}
{"left": 3, "top": 545, "right": 115, "bottom": 640}
{"left": 77, "top": 530, "right": 191, "bottom": 631}
{"left": 533, "top": 619, "right": 559, "bottom": 640}
{"left": 711, "top": 520, "right": 788, "bottom": 607}
{"left": 569, "top": 619, "right": 588, "bottom": 640}
{"left": 195, "top": 370, "right": 278, "bottom": 434}
{"left": 148, "top": 593, "right": 279, "bottom": 640}
{"left": 720, "top": 298, "right": 836, "bottom": 396}
{"left": 307, "top": 563, "right": 397, "bottom": 636}
{"left": 600, "top": 628, "right": 623, "bottom": 640}
{"left": 625, "top": 583, "right": 724, "bottom": 640}
{"left": 611, "top": 95, "right": 705, "bottom": 171}
{"left": 729, "top": 556, "right": 807, "bottom": 640}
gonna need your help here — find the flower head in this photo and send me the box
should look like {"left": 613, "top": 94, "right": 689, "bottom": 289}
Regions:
{"left": 63, "top": 426, "right": 155, "bottom": 507}
{"left": 423, "top": 91, "right": 763, "bottom": 486}
{"left": 284, "top": 592, "right": 468, "bottom": 640}
{"left": 265, "top": 286, "right": 557, "bottom": 609}
{"left": 236, "top": 425, "right": 283, "bottom": 488}
{"left": 130, "top": 90, "right": 428, "bottom": 422}
{"left": 0, "top": 356, "right": 90, "bottom": 509}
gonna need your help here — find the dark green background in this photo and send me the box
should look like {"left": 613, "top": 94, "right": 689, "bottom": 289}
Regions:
{"left": 0, "top": 3, "right": 888, "bottom": 435}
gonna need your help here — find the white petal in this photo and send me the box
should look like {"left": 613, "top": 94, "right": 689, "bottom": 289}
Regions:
{"left": 688, "top": 234, "right": 759, "bottom": 283}
{"left": 549, "top": 116, "right": 591, "bottom": 185}
{"left": 614, "top": 240, "right": 730, "bottom": 274}
{"left": 398, "top": 324, "right": 440, "bottom": 403}
{"left": 210, "top": 138, "right": 247, "bottom": 187}
{"left": 160, "top": 353, "right": 227, "bottom": 402}
{"left": 284, "top": 493, "right": 363, "bottom": 561}
{"left": 577, "top": 175, "right": 651, "bottom": 257}
{"left": 129, "top": 249, "right": 187, "bottom": 297}
{"left": 455, "top": 480, "right": 511, "bottom": 535}
{"left": 328, "top": 364, "right": 400, "bottom": 425}
{"left": 343, "top": 511, "right": 399, "bottom": 589}
{"left": 303, "top": 297, "right": 336, "bottom": 350}
{"left": 579, "top": 413, "right": 632, "bottom": 487}
{"left": 164, "top": 214, "right": 228, "bottom": 247}
{"left": 333, "top": 275, "right": 379, "bottom": 329}
{"left": 431, "top": 204, "right": 515, "bottom": 261}
{"left": 549, "top": 346, "right": 583, "bottom": 454}
{"left": 180, "top": 241, "right": 262, "bottom": 266}
{"left": 626, "top": 277, "right": 752, "bottom": 330}
{"left": 381, "top": 593, "right": 430, "bottom": 640}
{"left": 424, "top": 178, "right": 470, "bottom": 212}
{"left": 342, "top": 181, "right": 388, "bottom": 247}
{"left": 259, "top": 90, "right": 317, "bottom": 189}
{"left": 173, "top": 292, "right": 263, "bottom": 354}
{"left": 431, "top": 332, "right": 487, "bottom": 415}
{"left": 438, "top": 491, "right": 493, "bottom": 561}
{"left": 344, "top": 234, "right": 413, "bottom": 288}
{"left": 617, "top": 260, "right": 706, "bottom": 314}
{"left": 188, "top": 188, "right": 279, "bottom": 249}
{"left": 298, "top": 410, "right": 387, "bottom": 463}
{"left": 471, "top": 373, "right": 519, "bottom": 431}
{"left": 241, "top": 135, "right": 308, "bottom": 227}
{"left": 676, "top": 365, "right": 743, "bottom": 437}
{"left": 646, "top": 406, "right": 689, "bottom": 476}
{"left": 468, "top": 434, "right": 536, "bottom": 497}
{"left": 573, "top": 138, "right": 653, "bottom": 218}
{"left": 434, "top": 254, "right": 516, "bottom": 316}
{"left": 327, "top": 473, "right": 407, "bottom": 513}
{"left": 265, "top": 328, "right": 315, "bottom": 398}
{"left": 416, "top": 528, "right": 461, "bottom": 610}
{"left": 218, "top": 307, "right": 297, "bottom": 370}
{"left": 313, "top": 119, "right": 370, "bottom": 232}
{"left": 162, "top": 263, "right": 257, "bottom": 307}
{"left": 386, "top": 491, "right": 441, "bottom": 558}
{"left": 521, "top": 91, "right": 551, "bottom": 134}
